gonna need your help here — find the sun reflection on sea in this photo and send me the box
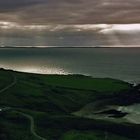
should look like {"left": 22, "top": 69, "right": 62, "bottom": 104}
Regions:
{"left": 0, "top": 64, "right": 69, "bottom": 75}
{"left": 19, "top": 67, "right": 69, "bottom": 74}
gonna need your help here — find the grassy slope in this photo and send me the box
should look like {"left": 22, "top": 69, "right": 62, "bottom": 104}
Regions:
{"left": 0, "top": 69, "right": 138, "bottom": 140}
{"left": 0, "top": 69, "right": 13, "bottom": 89}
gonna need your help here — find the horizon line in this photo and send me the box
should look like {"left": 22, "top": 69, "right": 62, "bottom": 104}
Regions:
{"left": 0, "top": 45, "right": 140, "bottom": 48}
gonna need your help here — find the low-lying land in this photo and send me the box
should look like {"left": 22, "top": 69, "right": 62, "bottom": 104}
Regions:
{"left": 0, "top": 68, "right": 140, "bottom": 140}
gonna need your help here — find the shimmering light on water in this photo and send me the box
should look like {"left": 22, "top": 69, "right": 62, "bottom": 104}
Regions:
{"left": 18, "top": 67, "right": 68, "bottom": 74}
{"left": 0, "top": 64, "right": 69, "bottom": 75}
{"left": 118, "top": 104, "right": 140, "bottom": 124}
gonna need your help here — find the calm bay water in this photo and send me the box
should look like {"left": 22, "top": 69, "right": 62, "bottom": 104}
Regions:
{"left": 0, "top": 47, "right": 140, "bottom": 83}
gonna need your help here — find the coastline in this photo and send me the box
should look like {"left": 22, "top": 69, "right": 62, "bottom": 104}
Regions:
{"left": 1, "top": 67, "right": 137, "bottom": 86}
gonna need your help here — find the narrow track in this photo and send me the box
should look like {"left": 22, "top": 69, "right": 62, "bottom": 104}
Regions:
{"left": 0, "top": 74, "right": 17, "bottom": 93}
{"left": 15, "top": 111, "right": 47, "bottom": 140}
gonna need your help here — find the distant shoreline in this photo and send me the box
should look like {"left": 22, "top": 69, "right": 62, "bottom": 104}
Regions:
{"left": 0, "top": 47, "right": 139, "bottom": 84}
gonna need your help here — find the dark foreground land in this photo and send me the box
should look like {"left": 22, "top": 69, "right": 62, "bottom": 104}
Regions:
{"left": 0, "top": 68, "right": 140, "bottom": 140}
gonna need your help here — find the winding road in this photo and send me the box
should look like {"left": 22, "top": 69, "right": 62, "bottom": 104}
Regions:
{"left": 0, "top": 72, "right": 47, "bottom": 140}
{"left": 15, "top": 111, "right": 47, "bottom": 140}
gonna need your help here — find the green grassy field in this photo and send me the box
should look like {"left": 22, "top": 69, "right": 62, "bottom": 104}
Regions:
{"left": 40, "top": 74, "right": 130, "bottom": 92}
{"left": 61, "top": 130, "right": 132, "bottom": 140}
{"left": 0, "top": 69, "right": 139, "bottom": 140}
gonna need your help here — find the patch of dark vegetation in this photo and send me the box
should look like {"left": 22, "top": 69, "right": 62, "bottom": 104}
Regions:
{"left": 96, "top": 109, "right": 128, "bottom": 118}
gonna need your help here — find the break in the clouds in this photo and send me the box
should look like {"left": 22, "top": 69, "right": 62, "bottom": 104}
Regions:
{"left": 0, "top": 22, "right": 140, "bottom": 46}
{"left": 0, "top": 0, "right": 140, "bottom": 24}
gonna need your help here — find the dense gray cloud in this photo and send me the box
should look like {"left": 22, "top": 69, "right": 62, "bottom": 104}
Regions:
{"left": 0, "top": 0, "right": 140, "bottom": 24}
{"left": 0, "top": 0, "right": 46, "bottom": 12}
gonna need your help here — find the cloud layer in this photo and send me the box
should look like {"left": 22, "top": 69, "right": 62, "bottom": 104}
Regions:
{"left": 0, "top": 0, "right": 140, "bottom": 24}
{"left": 0, "top": 0, "right": 140, "bottom": 46}
{"left": 0, "top": 22, "right": 140, "bottom": 46}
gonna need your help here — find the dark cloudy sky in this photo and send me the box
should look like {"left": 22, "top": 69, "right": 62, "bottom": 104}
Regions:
{"left": 0, "top": 0, "right": 140, "bottom": 24}
{"left": 0, "top": 0, "right": 140, "bottom": 46}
